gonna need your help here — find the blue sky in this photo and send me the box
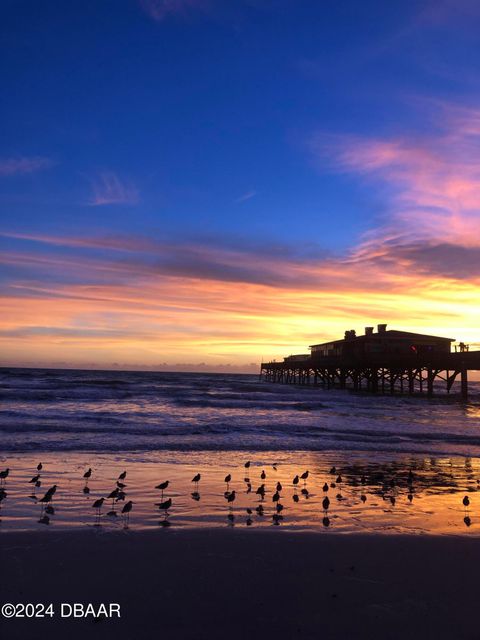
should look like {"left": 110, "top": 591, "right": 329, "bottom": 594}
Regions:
{"left": 2, "top": 0, "right": 480, "bottom": 369}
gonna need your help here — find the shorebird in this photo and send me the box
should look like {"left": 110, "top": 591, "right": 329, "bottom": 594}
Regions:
{"left": 246, "top": 483, "right": 252, "bottom": 494}
{"left": 37, "top": 463, "right": 43, "bottom": 472}
{"left": 323, "top": 483, "right": 329, "bottom": 492}
{"left": 292, "top": 493, "right": 299, "bottom": 503}
{"left": 118, "top": 471, "right": 127, "bottom": 481}
{"left": 336, "top": 475, "right": 342, "bottom": 483}
{"left": 29, "top": 474, "right": 40, "bottom": 484}
{"left": 255, "top": 504, "right": 264, "bottom": 516}
{"left": 116, "top": 490, "right": 126, "bottom": 502}
{"left": 116, "top": 481, "right": 126, "bottom": 489}
{"left": 463, "top": 495, "right": 470, "bottom": 509}
{"left": 329, "top": 466, "right": 336, "bottom": 475}
{"left": 107, "top": 487, "right": 120, "bottom": 509}
{"left": 246, "top": 508, "right": 253, "bottom": 515}
{"left": 360, "top": 494, "right": 367, "bottom": 503}
{"left": 157, "top": 497, "right": 172, "bottom": 512}
{"left": 0, "top": 468, "right": 9, "bottom": 484}
{"left": 293, "top": 475, "right": 299, "bottom": 487}
{"left": 92, "top": 497, "right": 104, "bottom": 516}
{"left": 276, "top": 481, "right": 282, "bottom": 493}
{"left": 227, "top": 490, "right": 236, "bottom": 504}
{"left": 83, "top": 485, "right": 90, "bottom": 494}
{"left": 83, "top": 468, "right": 92, "bottom": 480}
{"left": 155, "top": 480, "right": 169, "bottom": 498}
{"left": 192, "top": 473, "right": 201, "bottom": 489}
{"left": 245, "top": 461, "right": 251, "bottom": 470}
{"left": 255, "top": 484, "right": 265, "bottom": 499}
{"left": 224, "top": 474, "right": 232, "bottom": 491}
{"left": 122, "top": 500, "right": 133, "bottom": 524}
{"left": 407, "top": 493, "right": 413, "bottom": 503}
{"left": 261, "top": 470, "right": 266, "bottom": 480}
{"left": 276, "top": 503, "right": 284, "bottom": 512}
{"left": 301, "top": 470, "right": 309, "bottom": 484}
{"left": 322, "top": 496, "right": 330, "bottom": 511}
{"left": 272, "top": 491, "right": 280, "bottom": 503}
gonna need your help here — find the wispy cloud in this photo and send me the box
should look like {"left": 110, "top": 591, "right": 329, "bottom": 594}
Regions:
{"left": 0, "top": 156, "right": 53, "bottom": 176}
{"left": 139, "top": 0, "right": 207, "bottom": 21}
{"left": 88, "top": 172, "right": 139, "bottom": 206}
{"left": 234, "top": 190, "right": 257, "bottom": 204}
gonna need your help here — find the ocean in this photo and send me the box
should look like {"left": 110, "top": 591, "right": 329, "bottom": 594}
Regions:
{"left": 1, "top": 368, "right": 480, "bottom": 533}
{"left": 1, "top": 367, "right": 480, "bottom": 457}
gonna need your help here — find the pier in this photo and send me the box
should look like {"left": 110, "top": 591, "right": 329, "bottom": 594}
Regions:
{"left": 260, "top": 325, "right": 480, "bottom": 399}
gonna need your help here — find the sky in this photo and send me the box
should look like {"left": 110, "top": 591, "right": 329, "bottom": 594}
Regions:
{"left": 1, "top": 0, "right": 480, "bottom": 371}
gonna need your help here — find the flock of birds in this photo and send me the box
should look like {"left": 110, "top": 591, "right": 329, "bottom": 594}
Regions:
{"left": 0, "top": 461, "right": 477, "bottom": 529}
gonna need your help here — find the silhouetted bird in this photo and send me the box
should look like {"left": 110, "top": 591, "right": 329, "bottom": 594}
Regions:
{"left": 261, "top": 470, "right": 266, "bottom": 480}
{"left": 246, "top": 508, "right": 253, "bottom": 515}
{"left": 117, "top": 481, "right": 126, "bottom": 489}
{"left": 37, "top": 462, "right": 43, "bottom": 472}
{"left": 407, "top": 493, "right": 413, "bottom": 503}
{"left": 0, "top": 468, "right": 9, "bottom": 483}
{"left": 276, "top": 482, "right": 282, "bottom": 492}
{"left": 245, "top": 461, "right": 251, "bottom": 470}
{"left": 246, "top": 517, "right": 253, "bottom": 526}
{"left": 116, "top": 490, "right": 126, "bottom": 502}
{"left": 122, "top": 500, "right": 133, "bottom": 522}
{"left": 292, "top": 494, "right": 299, "bottom": 503}
{"left": 118, "top": 471, "right": 127, "bottom": 481}
{"left": 192, "top": 473, "right": 201, "bottom": 488}
{"left": 360, "top": 494, "right": 367, "bottom": 503}
{"left": 463, "top": 496, "right": 470, "bottom": 508}
{"left": 107, "top": 487, "right": 120, "bottom": 508}
{"left": 92, "top": 497, "right": 104, "bottom": 514}
{"left": 256, "top": 505, "right": 264, "bottom": 516}
{"left": 272, "top": 464, "right": 278, "bottom": 471}
{"left": 227, "top": 491, "right": 236, "bottom": 504}
{"left": 155, "top": 480, "right": 169, "bottom": 498}
{"left": 276, "top": 503, "right": 284, "bottom": 512}
{"left": 255, "top": 484, "right": 265, "bottom": 498}
{"left": 272, "top": 491, "right": 280, "bottom": 503}
{"left": 336, "top": 493, "right": 343, "bottom": 501}
{"left": 301, "top": 471, "right": 309, "bottom": 483}
{"left": 244, "top": 477, "right": 250, "bottom": 483}
{"left": 39, "top": 492, "right": 52, "bottom": 505}
{"left": 83, "top": 468, "right": 92, "bottom": 480}
{"left": 322, "top": 496, "right": 330, "bottom": 511}
{"left": 225, "top": 474, "right": 232, "bottom": 490}
{"left": 157, "top": 498, "right": 172, "bottom": 511}
{"left": 336, "top": 475, "right": 342, "bottom": 483}
{"left": 83, "top": 485, "right": 90, "bottom": 494}
{"left": 329, "top": 466, "right": 336, "bottom": 475}
{"left": 323, "top": 483, "right": 329, "bottom": 492}
{"left": 246, "top": 483, "right": 252, "bottom": 494}
{"left": 293, "top": 475, "right": 299, "bottom": 486}
{"left": 29, "top": 474, "right": 40, "bottom": 484}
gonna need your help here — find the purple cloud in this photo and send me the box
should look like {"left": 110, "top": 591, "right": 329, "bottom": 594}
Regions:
{"left": 0, "top": 156, "right": 54, "bottom": 176}
{"left": 88, "top": 172, "right": 139, "bottom": 206}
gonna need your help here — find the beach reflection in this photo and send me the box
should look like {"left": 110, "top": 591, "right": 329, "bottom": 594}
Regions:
{"left": 0, "top": 451, "right": 479, "bottom": 535}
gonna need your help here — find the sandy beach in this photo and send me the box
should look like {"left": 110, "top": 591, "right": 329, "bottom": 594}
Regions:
{"left": 2, "top": 528, "right": 480, "bottom": 640}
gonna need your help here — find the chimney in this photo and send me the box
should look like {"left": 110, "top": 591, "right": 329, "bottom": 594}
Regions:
{"left": 350, "top": 329, "right": 356, "bottom": 338}
{"left": 365, "top": 327, "right": 374, "bottom": 336}
{"left": 377, "top": 323, "right": 387, "bottom": 333}
{"left": 344, "top": 330, "right": 350, "bottom": 340}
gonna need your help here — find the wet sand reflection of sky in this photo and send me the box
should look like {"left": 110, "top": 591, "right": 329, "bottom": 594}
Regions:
{"left": 0, "top": 451, "right": 479, "bottom": 535}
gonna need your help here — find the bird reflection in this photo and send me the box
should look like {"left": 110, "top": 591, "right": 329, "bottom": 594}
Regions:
{"left": 191, "top": 491, "right": 201, "bottom": 501}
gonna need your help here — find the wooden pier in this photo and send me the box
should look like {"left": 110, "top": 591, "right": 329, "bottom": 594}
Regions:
{"left": 260, "top": 326, "right": 480, "bottom": 400}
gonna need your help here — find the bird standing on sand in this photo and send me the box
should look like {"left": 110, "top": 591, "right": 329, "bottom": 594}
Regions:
{"left": 322, "top": 496, "right": 330, "bottom": 511}
{"left": 0, "top": 468, "right": 10, "bottom": 484}
{"left": 224, "top": 474, "right": 232, "bottom": 491}
{"left": 192, "top": 473, "right": 201, "bottom": 489}
{"left": 92, "top": 497, "right": 105, "bottom": 516}
{"left": 256, "top": 484, "right": 265, "bottom": 500}
{"left": 360, "top": 494, "right": 367, "bottom": 503}
{"left": 293, "top": 475, "right": 299, "bottom": 487}
{"left": 122, "top": 500, "right": 133, "bottom": 524}
{"left": 37, "top": 463, "right": 43, "bottom": 472}
{"left": 155, "top": 480, "right": 169, "bottom": 498}
{"left": 29, "top": 474, "right": 40, "bottom": 484}
{"left": 245, "top": 461, "right": 251, "bottom": 470}
{"left": 107, "top": 487, "right": 120, "bottom": 510}
{"left": 276, "top": 482, "right": 282, "bottom": 493}
{"left": 301, "top": 470, "right": 309, "bottom": 484}
{"left": 118, "top": 471, "right": 127, "bottom": 481}
{"left": 261, "top": 470, "right": 266, "bottom": 480}
{"left": 272, "top": 491, "right": 280, "bottom": 503}
{"left": 227, "top": 490, "right": 236, "bottom": 505}
{"left": 463, "top": 496, "right": 470, "bottom": 510}
{"left": 323, "top": 483, "right": 329, "bottom": 492}
{"left": 156, "top": 497, "right": 172, "bottom": 513}
{"left": 83, "top": 468, "right": 92, "bottom": 480}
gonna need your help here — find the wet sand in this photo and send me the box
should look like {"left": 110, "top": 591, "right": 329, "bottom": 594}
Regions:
{"left": 1, "top": 529, "right": 480, "bottom": 640}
